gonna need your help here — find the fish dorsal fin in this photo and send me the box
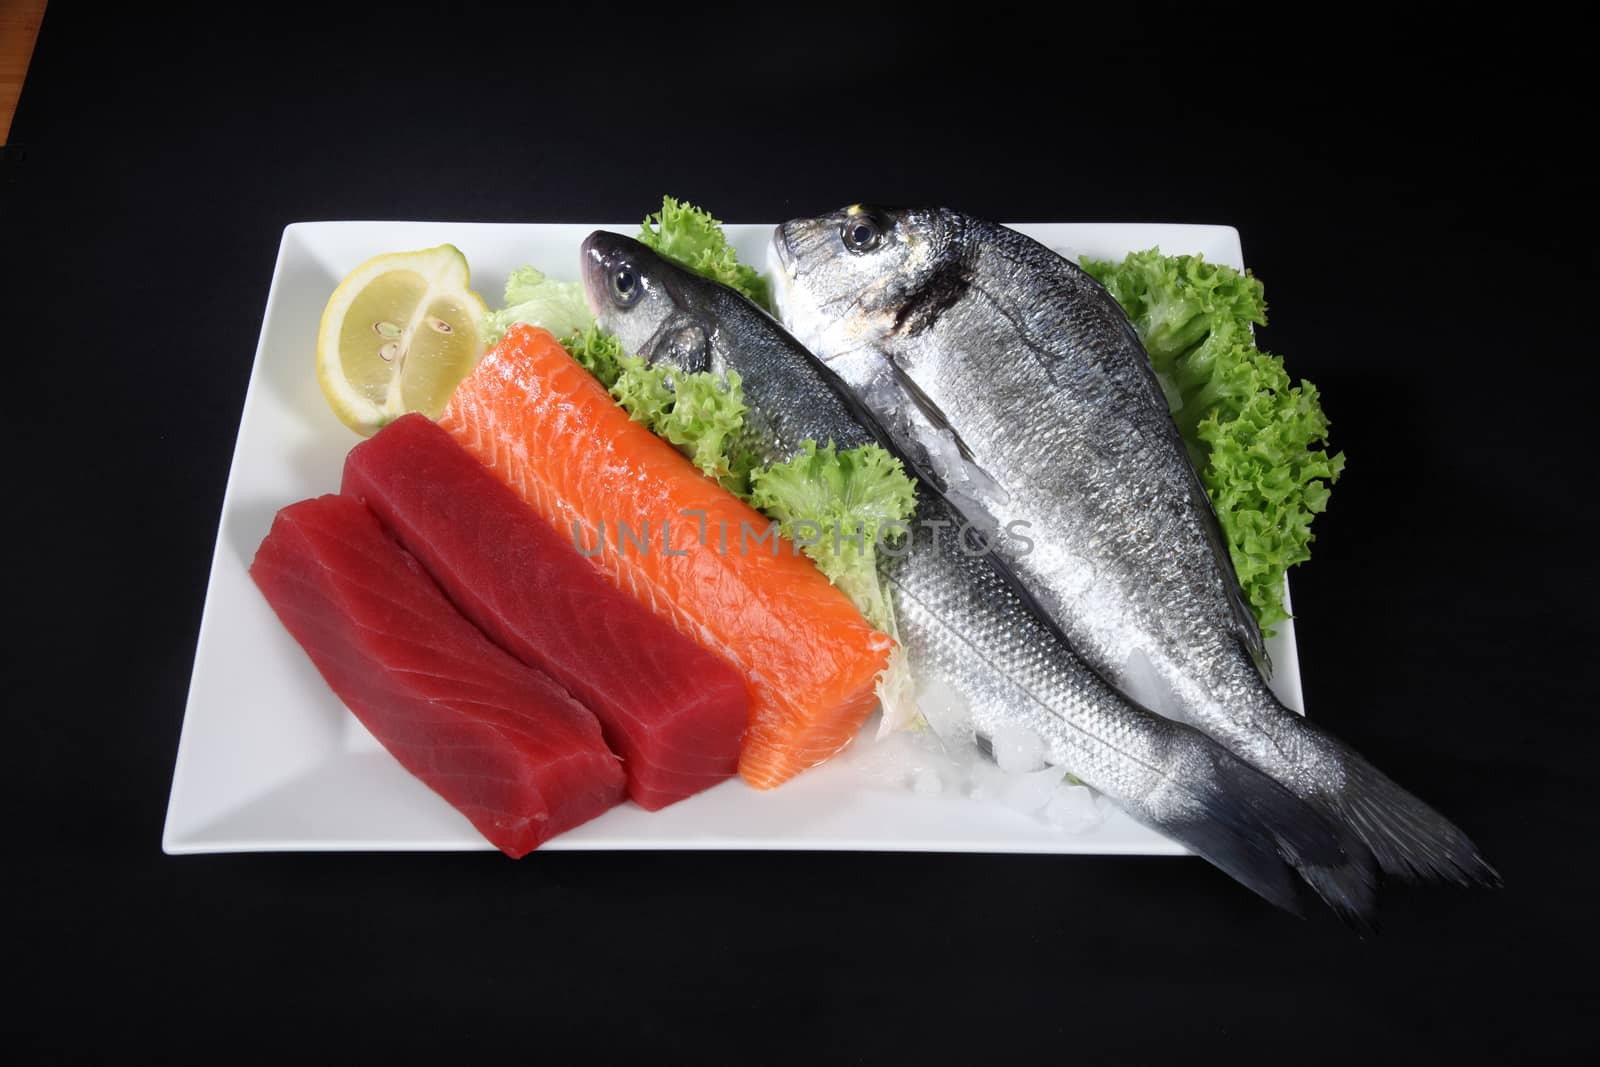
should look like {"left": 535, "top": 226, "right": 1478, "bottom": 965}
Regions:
{"left": 1107, "top": 308, "right": 1273, "bottom": 678}
{"left": 1190, "top": 464, "right": 1272, "bottom": 677}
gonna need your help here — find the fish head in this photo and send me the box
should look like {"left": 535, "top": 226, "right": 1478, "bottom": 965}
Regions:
{"left": 770, "top": 204, "right": 962, "bottom": 364}
{"left": 581, "top": 231, "right": 715, "bottom": 374}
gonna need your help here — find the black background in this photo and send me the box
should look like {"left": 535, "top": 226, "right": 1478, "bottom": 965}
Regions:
{"left": 4, "top": 3, "right": 1594, "bottom": 1061}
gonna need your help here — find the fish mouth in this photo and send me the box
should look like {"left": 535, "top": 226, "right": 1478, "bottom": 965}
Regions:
{"left": 579, "top": 231, "right": 609, "bottom": 317}
{"left": 770, "top": 222, "right": 797, "bottom": 275}
{"left": 766, "top": 224, "right": 798, "bottom": 326}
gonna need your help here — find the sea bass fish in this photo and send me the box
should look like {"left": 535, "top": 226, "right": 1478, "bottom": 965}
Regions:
{"left": 582, "top": 231, "right": 1376, "bottom": 920}
{"left": 770, "top": 205, "right": 1494, "bottom": 887}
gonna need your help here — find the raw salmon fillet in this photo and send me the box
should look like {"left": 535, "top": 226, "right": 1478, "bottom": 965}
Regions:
{"left": 440, "top": 325, "right": 892, "bottom": 788}
{"left": 250, "top": 494, "right": 625, "bottom": 856}
{"left": 343, "top": 414, "right": 748, "bottom": 810}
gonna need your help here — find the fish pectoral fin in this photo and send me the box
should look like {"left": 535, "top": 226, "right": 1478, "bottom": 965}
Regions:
{"left": 887, "top": 358, "right": 1011, "bottom": 509}
{"left": 888, "top": 359, "right": 975, "bottom": 463}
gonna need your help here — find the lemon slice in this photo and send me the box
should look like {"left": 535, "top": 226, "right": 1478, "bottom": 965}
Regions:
{"left": 316, "top": 245, "right": 488, "bottom": 435}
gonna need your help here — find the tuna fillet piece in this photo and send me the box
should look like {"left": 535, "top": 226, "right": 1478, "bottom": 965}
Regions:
{"left": 342, "top": 414, "right": 748, "bottom": 810}
{"left": 250, "top": 494, "right": 625, "bottom": 856}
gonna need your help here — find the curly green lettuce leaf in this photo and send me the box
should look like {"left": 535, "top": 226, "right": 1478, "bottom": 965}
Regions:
{"left": 1082, "top": 248, "right": 1342, "bottom": 634}
{"left": 560, "top": 323, "right": 626, "bottom": 388}
{"left": 482, "top": 266, "right": 595, "bottom": 349}
{"left": 1090, "top": 249, "right": 1266, "bottom": 369}
{"left": 638, "top": 196, "right": 771, "bottom": 311}
{"left": 1198, "top": 372, "right": 1345, "bottom": 629}
{"left": 607, "top": 357, "right": 753, "bottom": 490}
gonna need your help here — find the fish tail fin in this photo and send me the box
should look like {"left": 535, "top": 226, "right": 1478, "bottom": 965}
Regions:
{"left": 1149, "top": 725, "right": 1378, "bottom": 927}
{"left": 1293, "top": 719, "right": 1500, "bottom": 888}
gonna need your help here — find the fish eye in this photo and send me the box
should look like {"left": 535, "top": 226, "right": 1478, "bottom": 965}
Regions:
{"left": 841, "top": 216, "right": 882, "bottom": 254}
{"left": 612, "top": 264, "right": 642, "bottom": 306}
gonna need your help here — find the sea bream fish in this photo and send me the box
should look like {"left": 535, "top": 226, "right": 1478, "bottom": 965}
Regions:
{"left": 770, "top": 205, "right": 1495, "bottom": 887}
{"left": 581, "top": 231, "right": 1377, "bottom": 920}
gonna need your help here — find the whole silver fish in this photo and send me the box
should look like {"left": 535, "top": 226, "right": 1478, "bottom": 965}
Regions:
{"left": 582, "top": 231, "right": 1375, "bottom": 920}
{"left": 771, "top": 205, "right": 1494, "bottom": 886}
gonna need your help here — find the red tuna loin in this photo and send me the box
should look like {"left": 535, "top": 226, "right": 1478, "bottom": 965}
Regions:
{"left": 342, "top": 414, "right": 748, "bottom": 810}
{"left": 249, "top": 494, "right": 625, "bottom": 856}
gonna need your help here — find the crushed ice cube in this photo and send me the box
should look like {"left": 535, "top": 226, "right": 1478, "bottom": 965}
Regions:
{"left": 917, "top": 677, "right": 974, "bottom": 744}
{"left": 990, "top": 723, "right": 1047, "bottom": 774}
{"left": 1001, "top": 766, "right": 1067, "bottom": 814}
{"left": 1045, "top": 783, "right": 1105, "bottom": 833}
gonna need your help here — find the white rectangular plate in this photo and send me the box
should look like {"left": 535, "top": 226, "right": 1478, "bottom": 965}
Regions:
{"left": 163, "top": 220, "right": 1302, "bottom": 855}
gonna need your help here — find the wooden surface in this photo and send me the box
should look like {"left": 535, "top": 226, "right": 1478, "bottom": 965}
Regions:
{"left": 1, "top": 0, "right": 47, "bottom": 144}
